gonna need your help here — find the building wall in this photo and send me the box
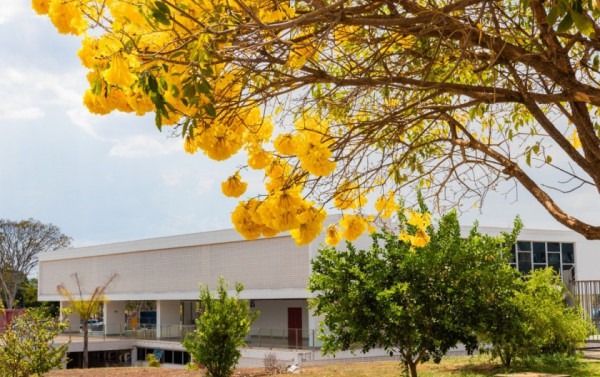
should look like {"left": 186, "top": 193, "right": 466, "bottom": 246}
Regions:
{"left": 39, "top": 235, "right": 309, "bottom": 301}
{"left": 251, "top": 299, "right": 309, "bottom": 331}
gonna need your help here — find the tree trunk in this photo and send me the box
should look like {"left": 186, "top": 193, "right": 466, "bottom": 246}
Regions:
{"left": 405, "top": 360, "right": 418, "bottom": 377}
{"left": 82, "top": 323, "right": 89, "bottom": 368}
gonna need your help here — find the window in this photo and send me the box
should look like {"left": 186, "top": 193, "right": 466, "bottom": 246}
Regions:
{"left": 511, "top": 241, "right": 575, "bottom": 279}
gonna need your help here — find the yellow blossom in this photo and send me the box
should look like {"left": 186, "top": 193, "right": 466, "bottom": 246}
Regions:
{"left": 289, "top": 207, "right": 327, "bottom": 245}
{"left": 398, "top": 231, "right": 412, "bottom": 243}
{"left": 340, "top": 214, "right": 368, "bottom": 241}
{"left": 103, "top": 55, "right": 136, "bottom": 87}
{"left": 273, "top": 133, "right": 296, "bottom": 155}
{"left": 407, "top": 210, "right": 431, "bottom": 231}
{"left": 32, "top": 0, "right": 51, "bottom": 15}
{"left": 325, "top": 224, "right": 342, "bottom": 246}
{"left": 247, "top": 144, "right": 272, "bottom": 169}
{"left": 231, "top": 200, "right": 262, "bottom": 239}
{"left": 375, "top": 191, "right": 398, "bottom": 219}
{"left": 221, "top": 172, "right": 248, "bottom": 198}
{"left": 183, "top": 136, "right": 198, "bottom": 154}
{"left": 411, "top": 230, "right": 430, "bottom": 248}
{"left": 48, "top": 0, "right": 87, "bottom": 35}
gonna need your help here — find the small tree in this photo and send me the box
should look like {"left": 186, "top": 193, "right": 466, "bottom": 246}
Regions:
{"left": 183, "top": 278, "right": 258, "bottom": 377}
{"left": 480, "top": 268, "right": 595, "bottom": 367}
{"left": 57, "top": 272, "right": 117, "bottom": 369}
{"left": 309, "top": 208, "right": 521, "bottom": 377}
{"left": 0, "top": 307, "right": 69, "bottom": 377}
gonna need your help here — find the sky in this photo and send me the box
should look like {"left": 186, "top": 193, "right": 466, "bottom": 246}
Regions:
{"left": 0, "top": 1, "right": 598, "bottom": 248}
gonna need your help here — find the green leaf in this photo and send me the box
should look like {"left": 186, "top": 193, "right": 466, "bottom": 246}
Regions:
{"left": 570, "top": 9, "right": 595, "bottom": 37}
{"left": 546, "top": 6, "right": 561, "bottom": 26}
{"left": 204, "top": 104, "right": 217, "bottom": 117}
{"left": 154, "top": 1, "right": 171, "bottom": 16}
{"left": 556, "top": 13, "right": 573, "bottom": 33}
{"left": 147, "top": 74, "right": 158, "bottom": 93}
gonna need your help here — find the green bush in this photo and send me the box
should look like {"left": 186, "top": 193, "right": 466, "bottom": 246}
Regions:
{"left": 182, "top": 278, "right": 259, "bottom": 377}
{"left": 480, "top": 268, "right": 596, "bottom": 367}
{"left": 0, "top": 307, "right": 69, "bottom": 377}
{"left": 145, "top": 353, "right": 160, "bottom": 368}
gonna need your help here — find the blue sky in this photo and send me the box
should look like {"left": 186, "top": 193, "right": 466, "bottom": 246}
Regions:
{"left": 0, "top": 1, "right": 597, "bottom": 247}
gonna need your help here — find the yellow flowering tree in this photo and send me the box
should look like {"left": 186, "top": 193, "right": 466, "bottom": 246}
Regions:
{"left": 32, "top": 0, "right": 600, "bottom": 243}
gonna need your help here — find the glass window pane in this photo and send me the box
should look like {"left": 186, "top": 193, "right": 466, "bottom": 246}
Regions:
{"left": 533, "top": 264, "right": 546, "bottom": 270}
{"left": 562, "top": 243, "right": 574, "bottom": 263}
{"left": 517, "top": 241, "right": 531, "bottom": 252}
{"left": 547, "top": 242, "right": 560, "bottom": 252}
{"left": 518, "top": 252, "right": 532, "bottom": 274}
{"left": 519, "top": 263, "right": 532, "bottom": 274}
{"left": 548, "top": 252, "right": 560, "bottom": 272}
{"left": 533, "top": 242, "right": 546, "bottom": 263}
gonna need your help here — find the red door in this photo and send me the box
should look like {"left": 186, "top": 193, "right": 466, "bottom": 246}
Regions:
{"left": 287, "top": 307, "right": 302, "bottom": 348}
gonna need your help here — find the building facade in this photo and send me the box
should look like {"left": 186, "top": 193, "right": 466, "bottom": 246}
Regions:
{"left": 37, "top": 223, "right": 600, "bottom": 366}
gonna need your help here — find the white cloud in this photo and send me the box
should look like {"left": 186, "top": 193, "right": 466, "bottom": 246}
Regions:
{"left": 0, "top": 67, "right": 83, "bottom": 120}
{"left": 162, "top": 169, "right": 185, "bottom": 187}
{"left": 0, "top": 106, "right": 44, "bottom": 120}
{"left": 197, "top": 177, "right": 215, "bottom": 196}
{"left": 0, "top": 0, "right": 26, "bottom": 25}
{"left": 109, "top": 134, "right": 181, "bottom": 158}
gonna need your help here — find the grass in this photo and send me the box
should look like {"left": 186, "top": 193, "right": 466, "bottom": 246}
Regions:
{"left": 45, "top": 355, "right": 600, "bottom": 377}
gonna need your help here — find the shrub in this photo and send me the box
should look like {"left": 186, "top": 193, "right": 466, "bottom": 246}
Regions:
{"left": 0, "top": 307, "right": 69, "bottom": 377}
{"left": 182, "top": 278, "right": 259, "bottom": 377}
{"left": 145, "top": 353, "right": 160, "bottom": 368}
{"left": 480, "top": 268, "right": 596, "bottom": 367}
{"left": 263, "top": 352, "right": 284, "bottom": 375}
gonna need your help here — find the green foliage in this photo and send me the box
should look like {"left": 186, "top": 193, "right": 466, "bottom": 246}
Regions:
{"left": 182, "top": 277, "right": 259, "bottom": 377}
{"left": 309, "top": 209, "right": 522, "bottom": 377}
{"left": 479, "top": 268, "right": 595, "bottom": 367}
{"left": 0, "top": 307, "right": 69, "bottom": 377}
{"left": 145, "top": 353, "right": 161, "bottom": 368}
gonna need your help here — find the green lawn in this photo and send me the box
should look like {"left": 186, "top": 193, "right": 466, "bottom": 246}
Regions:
{"left": 298, "top": 356, "right": 600, "bottom": 377}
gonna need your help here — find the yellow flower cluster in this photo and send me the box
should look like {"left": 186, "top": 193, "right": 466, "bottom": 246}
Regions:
{"left": 293, "top": 116, "right": 336, "bottom": 177}
{"left": 399, "top": 210, "right": 432, "bottom": 248}
{"left": 333, "top": 181, "right": 368, "bottom": 210}
{"left": 375, "top": 191, "right": 399, "bottom": 219}
{"left": 339, "top": 214, "right": 370, "bottom": 242}
{"left": 231, "top": 186, "right": 326, "bottom": 245}
{"left": 325, "top": 224, "right": 342, "bottom": 246}
{"left": 31, "top": 0, "right": 399, "bottom": 247}
{"left": 33, "top": 0, "right": 87, "bottom": 35}
{"left": 221, "top": 173, "right": 248, "bottom": 198}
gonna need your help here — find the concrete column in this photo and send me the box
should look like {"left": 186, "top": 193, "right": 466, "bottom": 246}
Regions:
{"left": 156, "top": 300, "right": 180, "bottom": 339}
{"left": 103, "top": 301, "right": 127, "bottom": 336}
{"left": 131, "top": 346, "right": 138, "bottom": 366}
{"left": 307, "top": 306, "right": 322, "bottom": 348}
{"left": 60, "top": 301, "right": 80, "bottom": 333}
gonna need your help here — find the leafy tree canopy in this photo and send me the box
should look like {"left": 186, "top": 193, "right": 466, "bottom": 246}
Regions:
{"left": 0, "top": 219, "right": 71, "bottom": 309}
{"left": 32, "top": 0, "right": 600, "bottom": 244}
{"left": 309, "top": 208, "right": 522, "bottom": 377}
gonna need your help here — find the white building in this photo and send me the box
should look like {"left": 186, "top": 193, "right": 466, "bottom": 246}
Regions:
{"left": 37, "top": 224, "right": 600, "bottom": 367}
